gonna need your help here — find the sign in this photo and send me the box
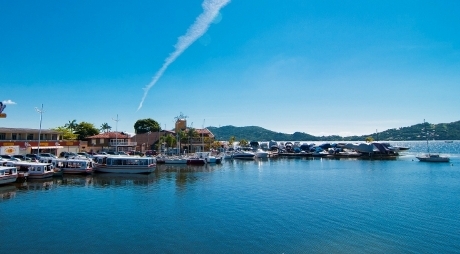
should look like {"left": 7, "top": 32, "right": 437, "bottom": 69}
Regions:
{"left": 1, "top": 146, "right": 19, "bottom": 155}
{"left": 0, "top": 102, "right": 6, "bottom": 118}
{"left": 2, "top": 142, "right": 14, "bottom": 146}
{"left": 0, "top": 113, "right": 6, "bottom": 118}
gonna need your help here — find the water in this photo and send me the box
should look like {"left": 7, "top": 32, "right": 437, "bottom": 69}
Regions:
{"left": 1, "top": 141, "right": 460, "bottom": 253}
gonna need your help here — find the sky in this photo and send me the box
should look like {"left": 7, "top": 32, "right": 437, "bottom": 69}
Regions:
{"left": 1, "top": 0, "right": 459, "bottom": 137}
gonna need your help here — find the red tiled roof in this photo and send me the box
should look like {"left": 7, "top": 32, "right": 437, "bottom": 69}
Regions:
{"left": 87, "top": 132, "right": 130, "bottom": 139}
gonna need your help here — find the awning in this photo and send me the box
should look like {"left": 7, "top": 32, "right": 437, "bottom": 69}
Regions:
{"left": 30, "top": 146, "right": 64, "bottom": 149}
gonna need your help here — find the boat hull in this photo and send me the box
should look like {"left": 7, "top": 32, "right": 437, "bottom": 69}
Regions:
{"left": 94, "top": 165, "right": 155, "bottom": 174}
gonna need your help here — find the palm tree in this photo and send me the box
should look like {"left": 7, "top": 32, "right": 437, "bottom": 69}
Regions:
{"left": 100, "top": 123, "right": 112, "bottom": 133}
{"left": 65, "top": 119, "right": 78, "bottom": 133}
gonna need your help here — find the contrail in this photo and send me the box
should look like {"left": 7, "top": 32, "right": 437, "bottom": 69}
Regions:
{"left": 137, "top": 0, "right": 231, "bottom": 110}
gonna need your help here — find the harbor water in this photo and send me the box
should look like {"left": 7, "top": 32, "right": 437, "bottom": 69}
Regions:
{"left": 1, "top": 141, "right": 460, "bottom": 253}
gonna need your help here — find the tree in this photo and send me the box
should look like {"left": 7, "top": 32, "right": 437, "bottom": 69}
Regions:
{"left": 239, "top": 139, "right": 249, "bottom": 147}
{"left": 100, "top": 123, "right": 112, "bottom": 133}
{"left": 65, "top": 119, "right": 78, "bottom": 133}
{"left": 74, "top": 122, "right": 100, "bottom": 140}
{"left": 365, "top": 136, "right": 374, "bottom": 143}
{"left": 52, "top": 126, "right": 78, "bottom": 140}
{"left": 134, "top": 118, "right": 160, "bottom": 134}
{"left": 229, "top": 136, "right": 236, "bottom": 147}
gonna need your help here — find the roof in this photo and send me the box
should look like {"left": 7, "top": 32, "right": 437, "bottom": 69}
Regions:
{"left": 87, "top": 132, "right": 131, "bottom": 139}
{"left": 0, "top": 127, "right": 60, "bottom": 134}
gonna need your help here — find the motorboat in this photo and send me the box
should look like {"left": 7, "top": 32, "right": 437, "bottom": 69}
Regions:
{"left": 232, "top": 149, "right": 255, "bottom": 160}
{"left": 0, "top": 166, "right": 18, "bottom": 185}
{"left": 194, "top": 152, "right": 221, "bottom": 164}
{"left": 93, "top": 155, "right": 156, "bottom": 174}
{"left": 164, "top": 156, "right": 188, "bottom": 164}
{"left": 254, "top": 149, "right": 269, "bottom": 159}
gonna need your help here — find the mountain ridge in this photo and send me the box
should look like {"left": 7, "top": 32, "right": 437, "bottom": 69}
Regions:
{"left": 208, "top": 120, "right": 460, "bottom": 141}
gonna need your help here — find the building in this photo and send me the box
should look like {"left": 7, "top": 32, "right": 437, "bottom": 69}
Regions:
{"left": 85, "top": 132, "right": 136, "bottom": 153}
{"left": 0, "top": 127, "right": 86, "bottom": 155}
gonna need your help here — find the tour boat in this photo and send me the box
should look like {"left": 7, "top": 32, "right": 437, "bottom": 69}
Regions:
{"left": 51, "top": 158, "right": 94, "bottom": 174}
{"left": 93, "top": 155, "right": 156, "bottom": 174}
{"left": 6, "top": 161, "right": 54, "bottom": 179}
{"left": 0, "top": 166, "right": 18, "bottom": 185}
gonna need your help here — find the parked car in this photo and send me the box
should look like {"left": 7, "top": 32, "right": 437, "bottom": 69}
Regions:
{"left": 77, "top": 152, "right": 92, "bottom": 158}
{"left": 0, "top": 154, "right": 21, "bottom": 161}
{"left": 12, "top": 155, "right": 27, "bottom": 161}
{"left": 25, "top": 154, "right": 39, "bottom": 161}
{"left": 145, "top": 150, "right": 157, "bottom": 156}
{"left": 59, "top": 152, "right": 78, "bottom": 158}
{"left": 38, "top": 153, "right": 57, "bottom": 159}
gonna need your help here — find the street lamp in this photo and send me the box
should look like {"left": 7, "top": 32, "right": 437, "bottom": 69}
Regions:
{"left": 147, "top": 131, "right": 151, "bottom": 150}
{"left": 35, "top": 104, "right": 44, "bottom": 155}
{"left": 112, "top": 114, "right": 119, "bottom": 153}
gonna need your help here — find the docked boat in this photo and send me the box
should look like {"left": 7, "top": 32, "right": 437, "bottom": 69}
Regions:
{"left": 93, "top": 155, "right": 156, "bottom": 174}
{"left": 254, "top": 149, "right": 269, "bottom": 159}
{"left": 0, "top": 166, "right": 18, "bottom": 185}
{"left": 52, "top": 158, "right": 94, "bottom": 174}
{"left": 232, "top": 149, "right": 255, "bottom": 160}
{"left": 194, "top": 152, "right": 221, "bottom": 164}
{"left": 164, "top": 156, "right": 188, "bottom": 164}
{"left": 6, "top": 161, "right": 54, "bottom": 179}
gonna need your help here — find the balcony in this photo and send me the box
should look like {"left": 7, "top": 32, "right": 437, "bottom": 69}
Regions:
{"left": 109, "top": 140, "right": 137, "bottom": 147}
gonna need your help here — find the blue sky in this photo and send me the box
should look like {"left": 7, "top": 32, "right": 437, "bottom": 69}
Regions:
{"left": 1, "top": 0, "right": 459, "bottom": 137}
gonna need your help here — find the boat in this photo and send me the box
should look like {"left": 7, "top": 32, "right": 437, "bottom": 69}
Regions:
{"left": 232, "top": 149, "right": 255, "bottom": 160}
{"left": 0, "top": 166, "right": 18, "bottom": 185}
{"left": 93, "top": 155, "right": 156, "bottom": 174}
{"left": 416, "top": 120, "right": 450, "bottom": 163}
{"left": 194, "top": 152, "right": 221, "bottom": 164}
{"left": 6, "top": 161, "right": 54, "bottom": 179}
{"left": 51, "top": 158, "right": 94, "bottom": 174}
{"left": 163, "top": 156, "right": 188, "bottom": 164}
{"left": 254, "top": 149, "right": 269, "bottom": 159}
{"left": 416, "top": 154, "right": 450, "bottom": 162}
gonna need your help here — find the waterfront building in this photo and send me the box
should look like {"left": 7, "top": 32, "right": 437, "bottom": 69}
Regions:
{"left": 0, "top": 127, "right": 86, "bottom": 156}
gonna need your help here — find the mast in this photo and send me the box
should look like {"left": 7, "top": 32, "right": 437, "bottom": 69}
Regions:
{"left": 424, "top": 119, "right": 430, "bottom": 154}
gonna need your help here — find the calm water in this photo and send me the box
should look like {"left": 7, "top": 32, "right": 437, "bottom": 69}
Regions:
{"left": 1, "top": 141, "right": 460, "bottom": 253}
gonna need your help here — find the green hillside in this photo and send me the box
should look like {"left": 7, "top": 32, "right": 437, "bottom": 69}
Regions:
{"left": 208, "top": 120, "right": 460, "bottom": 141}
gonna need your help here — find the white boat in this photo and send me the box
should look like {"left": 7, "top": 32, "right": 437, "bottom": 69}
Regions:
{"left": 416, "top": 154, "right": 450, "bottom": 162}
{"left": 93, "top": 155, "right": 156, "bottom": 174}
{"left": 164, "top": 156, "right": 188, "bottom": 164}
{"left": 0, "top": 166, "right": 18, "bottom": 185}
{"left": 194, "top": 152, "right": 222, "bottom": 164}
{"left": 254, "top": 149, "right": 269, "bottom": 159}
{"left": 51, "top": 158, "right": 94, "bottom": 174}
{"left": 416, "top": 120, "right": 450, "bottom": 163}
{"left": 6, "top": 161, "right": 54, "bottom": 179}
{"left": 232, "top": 149, "right": 255, "bottom": 160}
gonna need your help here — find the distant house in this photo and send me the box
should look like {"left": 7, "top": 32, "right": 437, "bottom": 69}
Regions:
{"left": 86, "top": 132, "right": 135, "bottom": 153}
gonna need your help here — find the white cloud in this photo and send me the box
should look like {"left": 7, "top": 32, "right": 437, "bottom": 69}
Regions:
{"left": 2, "top": 100, "right": 16, "bottom": 105}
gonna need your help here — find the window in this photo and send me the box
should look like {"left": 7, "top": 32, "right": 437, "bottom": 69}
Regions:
{"left": 12, "top": 133, "right": 17, "bottom": 140}
{"left": 52, "top": 134, "right": 57, "bottom": 140}
{"left": 100, "top": 138, "right": 104, "bottom": 144}
{"left": 27, "top": 134, "right": 34, "bottom": 140}
{"left": 0, "top": 133, "right": 5, "bottom": 140}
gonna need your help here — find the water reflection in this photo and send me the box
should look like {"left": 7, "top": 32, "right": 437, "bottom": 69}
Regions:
{"left": 15, "top": 178, "right": 55, "bottom": 191}
{"left": 0, "top": 185, "right": 16, "bottom": 201}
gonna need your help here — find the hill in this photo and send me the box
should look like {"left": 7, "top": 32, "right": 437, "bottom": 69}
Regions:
{"left": 208, "top": 120, "right": 460, "bottom": 141}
